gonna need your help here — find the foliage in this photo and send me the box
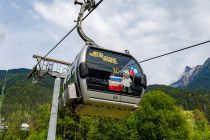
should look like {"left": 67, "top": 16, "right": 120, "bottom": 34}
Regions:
{"left": 147, "top": 85, "right": 210, "bottom": 121}
{"left": 55, "top": 91, "right": 210, "bottom": 140}
{"left": 191, "top": 109, "right": 210, "bottom": 139}
{"left": 2, "top": 82, "right": 52, "bottom": 119}
{"left": 0, "top": 69, "right": 52, "bottom": 140}
{"left": 132, "top": 91, "right": 191, "bottom": 139}
{"left": 0, "top": 69, "right": 210, "bottom": 139}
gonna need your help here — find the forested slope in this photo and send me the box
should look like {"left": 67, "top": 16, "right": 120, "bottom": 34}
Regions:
{"left": 0, "top": 68, "right": 53, "bottom": 139}
{"left": 0, "top": 69, "right": 210, "bottom": 139}
{"left": 147, "top": 85, "right": 210, "bottom": 121}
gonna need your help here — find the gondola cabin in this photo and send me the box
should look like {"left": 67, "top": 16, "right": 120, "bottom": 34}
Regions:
{"left": 59, "top": 45, "right": 147, "bottom": 119}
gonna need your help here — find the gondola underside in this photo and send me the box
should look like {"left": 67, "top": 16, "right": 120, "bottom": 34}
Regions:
{"left": 59, "top": 91, "right": 139, "bottom": 119}
{"left": 75, "top": 98, "right": 138, "bottom": 119}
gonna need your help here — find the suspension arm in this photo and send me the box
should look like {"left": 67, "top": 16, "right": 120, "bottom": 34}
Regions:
{"left": 75, "top": 0, "right": 102, "bottom": 47}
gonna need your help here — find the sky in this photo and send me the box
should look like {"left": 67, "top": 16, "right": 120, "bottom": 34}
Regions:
{"left": 0, "top": 0, "right": 210, "bottom": 85}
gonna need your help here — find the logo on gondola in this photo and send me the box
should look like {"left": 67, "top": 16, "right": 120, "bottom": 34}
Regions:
{"left": 89, "top": 51, "right": 118, "bottom": 64}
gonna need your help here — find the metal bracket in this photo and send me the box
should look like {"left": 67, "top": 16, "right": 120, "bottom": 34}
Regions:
{"left": 28, "top": 55, "right": 72, "bottom": 81}
{"left": 75, "top": 0, "right": 99, "bottom": 47}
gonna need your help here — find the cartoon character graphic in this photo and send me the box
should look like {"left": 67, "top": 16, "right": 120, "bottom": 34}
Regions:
{"left": 108, "top": 67, "right": 138, "bottom": 93}
{"left": 122, "top": 70, "right": 132, "bottom": 93}
{"left": 108, "top": 72, "right": 123, "bottom": 92}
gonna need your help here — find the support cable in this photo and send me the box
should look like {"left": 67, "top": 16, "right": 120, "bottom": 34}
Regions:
{"left": 38, "top": 0, "right": 103, "bottom": 64}
{"left": 28, "top": 0, "right": 103, "bottom": 80}
{"left": 139, "top": 40, "right": 210, "bottom": 63}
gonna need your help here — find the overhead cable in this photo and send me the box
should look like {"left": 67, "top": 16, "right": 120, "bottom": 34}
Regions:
{"left": 38, "top": 0, "right": 103, "bottom": 64}
{"left": 139, "top": 40, "right": 210, "bottom": 63}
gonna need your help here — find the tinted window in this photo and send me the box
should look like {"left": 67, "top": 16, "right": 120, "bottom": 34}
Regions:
{"left": 87, "top": 48, "right": 142, "bottom": 76}
{"left": 86, "top": 47, "right": 143, "bottom": 96}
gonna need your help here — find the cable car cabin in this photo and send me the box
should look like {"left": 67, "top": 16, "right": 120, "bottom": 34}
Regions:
{"left": 59, "top": 45, "right": 147, "bottom": 119}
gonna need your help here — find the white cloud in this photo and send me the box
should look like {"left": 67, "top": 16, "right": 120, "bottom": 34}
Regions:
{"left": 2, "top": 0, "right": 210, "bottom": 85}
{"left": 0, "top": 26, "right": 6, "bottom": 44}
{"left": 32, "top": 0, "right": 210, "bottom": 85}
{"left": 0, "top": 32, "right": 5, "bottom": 43}
{"left": 11, "top": 2, "right": 21, "bottom": 11}
{"left": 34, "top": 0, "right": 77, "bottom": 28}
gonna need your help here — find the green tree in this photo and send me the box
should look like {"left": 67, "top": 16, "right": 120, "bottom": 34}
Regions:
{"left": 134, "top": 90, "right": 192, "bottom": 140}
{"left": 27, "top": 103, "right": 51, "bottom": 139}
{"left": 191, "top": 109, "right": 210, "bottom": 140}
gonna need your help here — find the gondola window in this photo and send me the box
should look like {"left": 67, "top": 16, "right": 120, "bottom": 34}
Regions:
{"left": 86, "top": 47, "right": 143, "bottom": 96}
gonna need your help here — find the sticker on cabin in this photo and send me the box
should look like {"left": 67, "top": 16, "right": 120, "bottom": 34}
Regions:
{"left": 89, "top": 51, "right": 118, "bottom": 64}
{"left": 108, "top": 75, "right": 123, "bottom": 92}
{"left": 122, "top": 70, "right": 133, "bottom": 93}
{"left": 113, "top": 67, "right": 120, "bottom": 74}
{"left": 129, "top": 67, "right": 135, "bottom": 76}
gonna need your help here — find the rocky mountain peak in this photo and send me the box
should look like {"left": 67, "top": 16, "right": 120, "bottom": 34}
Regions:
{"left": 171, "top": 57, "right": 210, "bottom": 90}
{"left": 171, "top": 65, "right": 201, "bottom": 88}
{"left": 184, "top": 66, "right": 192, "bottom": 72}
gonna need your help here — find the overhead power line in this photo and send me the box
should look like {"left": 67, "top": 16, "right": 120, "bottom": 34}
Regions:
{"left": 139, "top": 40, "right": 210, "bottom": 63}
{"left": 39, "top": 0, "right": 103, "bottom": 63}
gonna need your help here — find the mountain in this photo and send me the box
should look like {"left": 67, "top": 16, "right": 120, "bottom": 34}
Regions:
{"left": 7, "top": 68, "right": 30, "bottom": 76}
{"left": 171, "top": 65, "right": 201, "bottom": 88}
{"left": 0, "top": 68, "right": 53, "bottom": 139}
{"left": 188, "top": 58, "right": 210, "bottom": 90}
{"left": 0, "top": 70, "right": 6, "bottom": 81}
{"left": 0, "top": 69, "right": 30, "bottom": 87}
{"left": 171, "top": 58, "right": 210, "bottom": 90}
